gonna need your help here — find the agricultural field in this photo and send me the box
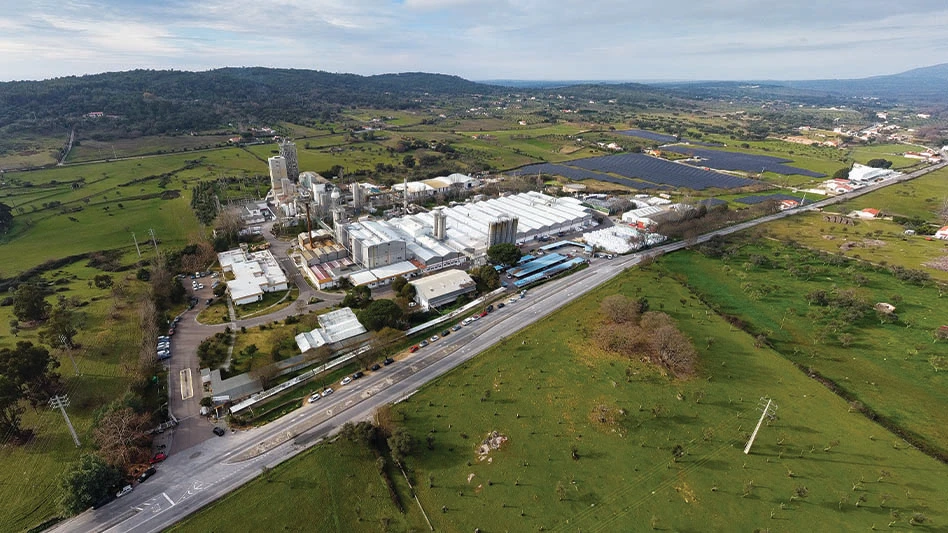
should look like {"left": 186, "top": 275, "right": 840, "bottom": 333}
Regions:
{"left": 66, "top": 134, "right": 233, "bottom": 163}
{"left": 169, "top": 259, "right": 948, "bottom": 532}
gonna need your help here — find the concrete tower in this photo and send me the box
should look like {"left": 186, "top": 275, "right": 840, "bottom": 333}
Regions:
{"left": 268, "top": 156, "right": 288, "bottom": 197}
{"left": 432, "top": 206, "right": 447, "bottom": 240}
{"left": 352, "top": 183, "right": 365, "bottom": 210}
{"left": 279, "top": 140, "right": 299, "bottom": 182}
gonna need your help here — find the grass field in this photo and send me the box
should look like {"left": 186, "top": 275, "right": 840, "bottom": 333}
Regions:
{"left": 66, "top": 134, "right": 233, "bottom": 163}
{"left": 765, "top": 213, "right": 948, "bottom": 281}
{"left": 169, "top": 438, "right": 427, "bottom": 533}
{"left": 663, "top": 239, "right": 948, "bottom": 459}
{"left": 835, "top": 166, "right": 948, "bottom": 222}
{"left": 0, "top": 263, "right": 150, "bottom": 531}
{"left": 170, "top": 260, "right": 948, "bottom": 532}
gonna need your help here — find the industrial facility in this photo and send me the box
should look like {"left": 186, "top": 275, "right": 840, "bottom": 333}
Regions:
{"left": 295, "top": 307, "right": 368, "bottom": 354}
{"left": 218, "top": 248, "right": 289, "bottom": 305}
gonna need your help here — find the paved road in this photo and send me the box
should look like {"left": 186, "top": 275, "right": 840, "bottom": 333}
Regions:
{"left": 50, "top": 161, "right": 946, "bottom": 533}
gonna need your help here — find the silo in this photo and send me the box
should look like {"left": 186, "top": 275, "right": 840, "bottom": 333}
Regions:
{"left": 433, "top": 207, "right": 447, "bottom": 240}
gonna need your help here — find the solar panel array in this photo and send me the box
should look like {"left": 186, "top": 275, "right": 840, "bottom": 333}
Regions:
{"left": 569, "top": 153, "right": 757, "bottom": 190}
{"left": 736, "top": 194, "right": 812, "bottom": 205}
{"left": 615, "top": 129, "right": 721, "bottom": 147}
{"left": 664, "top": 147, "right": 825, "bottom": 177}
{"left": 509, "top": 163, "right": 650, "bottom": 190}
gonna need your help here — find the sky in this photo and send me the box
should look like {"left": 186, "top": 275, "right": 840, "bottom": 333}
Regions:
{"left": 1, "top": 0, "right": 947, "bottom": 82}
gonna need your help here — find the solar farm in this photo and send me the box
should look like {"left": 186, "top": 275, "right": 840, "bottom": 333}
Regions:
{"left": 615, "top": 129, "right": 720, "bottom": 146}
{"left": 512, "top": 153, "right": 757, "bottom": 190}
{"left": 664, "top": 146, "right": 825, "bottom": 177}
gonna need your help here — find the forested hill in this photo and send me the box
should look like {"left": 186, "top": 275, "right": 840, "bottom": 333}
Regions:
{"left": 0, "top": 68, "right": 501, "bottom": 135}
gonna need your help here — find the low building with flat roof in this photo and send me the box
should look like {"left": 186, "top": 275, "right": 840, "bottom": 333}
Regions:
{"left": 218, "top": 248, "right": 289, "bottom": 305}
{"left": 410, "top": 269, "right": 476, "bottom": 310}
{"left": 295, "top": 307, "right": 369, "bottom": 354}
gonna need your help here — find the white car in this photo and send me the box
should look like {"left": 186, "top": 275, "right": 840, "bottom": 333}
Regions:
{"left": 341, "top": 376, "right": 353, "bottom": 386}
{"left": 116, "top": 485, "right": 133, "bottom": 498}
{"left": 508, "top": 297, "right": 518, "bottom": 304}
{"left": 307, "top": 392, "right": 320, "bottom": 403}
{"left": 322, "top": 387, "right": 333, "bottom": 396}
{"left": 429, "top": 335, "right": 439, "bottom": 342}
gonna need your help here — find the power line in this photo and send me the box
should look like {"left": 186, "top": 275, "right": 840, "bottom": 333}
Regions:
{"left": 744, "top": 397, "right": 777, "bottom": 455}
{"left": 48, "top": 395, "right": 80, "bottom": 448}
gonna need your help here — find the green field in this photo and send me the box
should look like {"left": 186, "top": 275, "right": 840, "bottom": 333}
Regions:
{"left": 0, "top": 263, "right": 153, "bottom": 531}
{"left": 836, "top": 166, "right": 948, "bottom": 221}
{"left": 66, "top": 134, "right": 233, "bottom": 163}
{"left": 172, "top": 259, "right": 948, "bottom": 532}
{"left": 169, "top": 438, "right": 427, "bottom": 533}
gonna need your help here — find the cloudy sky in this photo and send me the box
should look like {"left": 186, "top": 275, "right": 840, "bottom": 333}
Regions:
{"left": 1, "top": 0, "right": 946, "bottom": 82}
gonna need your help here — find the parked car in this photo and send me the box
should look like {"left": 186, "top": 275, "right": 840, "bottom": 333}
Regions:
{"left": 497, "top": 303, "right": 505, "bottom": 309}
{"left": 213, "top": 426, "right": 226, "bottom": 436}
{"left": 308, "top": 392, "right": 320, "bottom": 403}
{"left": 409, "top": 345, "right": 420, "bottom": 353}
{"left": 352, "top": 371, "right": 364, "bottom": 380}
{"left": 441, "top": 329, "right": 450, "bottom": 336}
{"left": 370, "top": 363, "right": 381, "bottom": 371}
{"left": 383, "top": 357, "right": 395, "bottom": 365}
{"left": 167, "top": 328, "right": 175, "bottom": 336}
{"left": 508, "top": 297, "right": 518, "bottom": 304}
{"left": 419, "top": 340, "right": 429, "bottom": 347}
{"left": 429, "top": 335, "right": 439, "bottom": 342}
{"left": 486, "top": 304, "right": 494, "bottom": 313}
{"left": 341, "top": 376, "right": 353, "bottom": 386}
{"left": 478, "top": 311, "right": 488, "bottom": 318}
{"left": 452, "top": 324, "right": 462, "bottom": 331}
{"left": 150, "top": 453, "right": 167, "bottom": 464}
{"left": 137, "top": 467, "right": 156, "bottom": 483}
{"left": 116, "top": 485, "right": 133, "bottom": 498}
{"left": 462, "top": 317, "right": 473, "bottom": 325}
{"left": 322, "top": 387, "right": 333, "bottom": 396}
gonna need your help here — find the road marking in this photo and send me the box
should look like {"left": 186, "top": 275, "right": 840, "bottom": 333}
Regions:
{"left": 180, "top": 368, "right": 193, "bottom": 400}
{"left": 162, "top": 492, "right": 175, "bottom": 507}
{"left": 326, "top": 409, "right": 333, "bottom": 416}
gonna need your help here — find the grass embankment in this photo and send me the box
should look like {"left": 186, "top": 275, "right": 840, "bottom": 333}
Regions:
{"left": 663, "top": 238, "right": 948, "bottom": 460}
{"left": 0, "top": 264, "right": 151, "bottom": 531}
{"left": 168, "top": 438, "right": 427, "bottom": 533}
{"left": 171, "top": 260, "right": 948, "bottom": 532}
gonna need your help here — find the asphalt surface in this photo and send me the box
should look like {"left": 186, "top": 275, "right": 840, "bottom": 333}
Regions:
{"left": 50, "top": 160, "right": 946, "bottom": 533}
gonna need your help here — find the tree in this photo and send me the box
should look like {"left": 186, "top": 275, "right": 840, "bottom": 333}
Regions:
{"left": 469, "top": 265, "right": 500, "bottom": 293}
{"left": 342, "top": 285, "right": 372, "bottom": 309}
{"left": 93, "top": 274, "right": 114, "bottom": 289}
{"left": 398, "top": 283, "right": 416, "bottom": 301}
{"left": 832, "top": 167, "right": 851, "bottom": 179}
{"left": 13, "top": 283, "right": 51, "bottom": 323}
{"left": 0, "top": 341, "right": 63, "bottom": 407}
{"left": 357, "top": 299, "right": 404, "bottom": 331}
{"left": 387, "top": 427, "right": 414, "bottom": 464}
{"left": 58, "top": 454, "right": 124, "bottom": 515}
{"left": 0, "top": 375, "right": 25, "bottom": 442}
{"left": 91, "top": 406, "right": 151, "bottom": 470}
{"left": 391, "top": 276, "right": 408, "bottom": 294}
{"left": 214, "top": 207, "right": 244, "bottom": 247}
{"left": 213, "top": 283, "right": 227, "bottom": 297}
{"left": 402, "top": 155, "right": 416, "bottom": 168}
{"left": 250, "top": 363, "right": 279, "bottom": 389}
{"left": 0, "top": 201, "right": 12, "bottom": 233}
{"left": 487, "top": 243, "right": 522, "bottom": 266}
{"left": 866, "top": 158, "right": 892, "bottom": 169}
{"left": 600, "top": 294, "right": 641, "bottom": 324}
{"left": 41, "top": 304, "right": 80, "bottom": 349}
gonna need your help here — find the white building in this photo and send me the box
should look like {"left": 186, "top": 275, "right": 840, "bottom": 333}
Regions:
{"left": 218, "top": 249, "right": 289, "bottom": 305}
{"left": 268, "top": 156, "right": 288, "bottom": 197}
{"left": 295, "top": 307, "right": 367, "bottom": 353}
{"left": 848, "top": 163, "right": 902, "bottom": 184}
{"left": 410, "top": 269, "right": 477, "bottom": 311}
{"left": 279, "top": 140, "right": 299, "bottom": 182}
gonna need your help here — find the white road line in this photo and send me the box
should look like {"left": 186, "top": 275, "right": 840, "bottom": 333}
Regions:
{"left": 179, "top": 368, "right": 193, "bottom": 400}
{"left": 162, "top": 493, "right": 175, "bottom": 507}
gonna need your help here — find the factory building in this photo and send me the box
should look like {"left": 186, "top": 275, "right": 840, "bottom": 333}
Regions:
{"left": 218, "top": 248, "right": 289, "bottom": 305}
{"left": 268, "top": 156, "right": 287, "bottom": 198}
{"left": 294, "top": 307, "right": 368, "bottom": 354}
{"left": 410, "top": 269, "right": 477, "bottom": 311}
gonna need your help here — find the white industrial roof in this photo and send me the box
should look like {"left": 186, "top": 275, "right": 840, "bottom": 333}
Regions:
{"left": 349, "top": 270, "right": 378, "bottom": 286}
{"left": 411, "top": 269, "right": 476, "bottom": 300}
{"left": 219, "top": 249, "right": 287, "bottom": 302}
{"left": 295, "top": 307, "right": 367, "bottom": 352}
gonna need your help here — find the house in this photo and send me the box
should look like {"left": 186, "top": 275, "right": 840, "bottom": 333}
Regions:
{"left": 778, "top": 199, "right": 800, "bottom": 211}
{"left": 935, "top": 226, "right": 948, "bottom": 240}
{"left": 850, "top": 208, "right": 880, "bottom": 219}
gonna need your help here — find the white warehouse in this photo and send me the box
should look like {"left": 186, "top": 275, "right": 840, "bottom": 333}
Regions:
{"left": 218, "top": 249, "right": 289, "bottom": 305}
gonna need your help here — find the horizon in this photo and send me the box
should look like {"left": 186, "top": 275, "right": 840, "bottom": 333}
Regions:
{"left": 2, "top": 1, "right": 947, "bottom": 83}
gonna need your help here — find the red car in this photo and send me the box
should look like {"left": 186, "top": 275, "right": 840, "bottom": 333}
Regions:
{"left": 478, "top": 311, "right": 488, "bottom": 318}
{"left": 150, "top": 453, "right": 167, "bottom": 464}
{"left": 409, "top": 345, "right": 420, "bottom": 353}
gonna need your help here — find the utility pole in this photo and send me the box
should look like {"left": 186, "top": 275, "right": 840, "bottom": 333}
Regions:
{"left": 59, "top": 334, "right": 79, "bottom": 376}
{"left": 744, "top": 397, "right": 777, "bottom": 455}
{"left": 49, "top": 395, "right": 81, "bottom": 447}
{"left": 131, "top": 232, "right": 142, "bottom": 258}
{"left": 148, "top": 228, "right": 159, "bottom": 254}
